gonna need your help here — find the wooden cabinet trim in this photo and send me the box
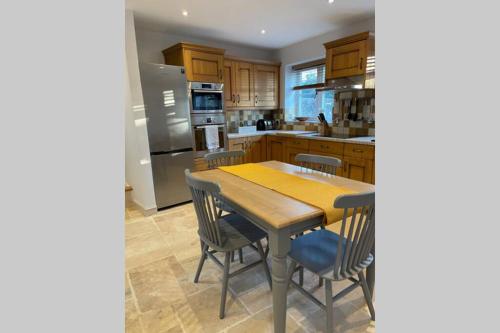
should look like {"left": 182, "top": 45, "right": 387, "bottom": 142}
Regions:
{"left": 323, "top": 31, "right": 371, "bottom": 49}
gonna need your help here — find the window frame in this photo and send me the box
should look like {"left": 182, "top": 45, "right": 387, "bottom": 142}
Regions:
{"left": 288, "top": 59, "right": 334, "bottom": 122}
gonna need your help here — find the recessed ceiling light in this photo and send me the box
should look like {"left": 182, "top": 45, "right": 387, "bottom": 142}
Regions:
{"left": 182, "top": 10, "right": 188, "bottom": 16}
{"left": 328, "top": 0, "right": 334, "bottom": 3}
{"left": 260, "top": 29, "right": 266, "bottom": 34}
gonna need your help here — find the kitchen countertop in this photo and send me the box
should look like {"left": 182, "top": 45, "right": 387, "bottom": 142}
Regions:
{"left": 228, "top": 130, "right": 375, "bottom": 146}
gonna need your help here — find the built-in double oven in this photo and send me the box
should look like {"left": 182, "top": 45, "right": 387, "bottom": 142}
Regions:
{"left": 188, "top": 82, "right": 227, "bottom": 157}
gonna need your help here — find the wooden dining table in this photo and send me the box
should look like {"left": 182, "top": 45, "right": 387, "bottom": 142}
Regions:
{"left": 192, "top": 160, "right": 375, "bottom": 333}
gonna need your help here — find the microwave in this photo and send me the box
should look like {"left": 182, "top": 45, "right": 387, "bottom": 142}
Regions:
{"left": 188, "top": 82, "right": 224, "bottom": 113}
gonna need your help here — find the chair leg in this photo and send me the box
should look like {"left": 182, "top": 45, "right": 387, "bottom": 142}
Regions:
{"left": 238, "top": 248, "right": 243, "bottom": 264}
{"left": 325, "top": 279, "right": 334, "bottom": 333}
{"left": 194, "top": 243, "right": 208, "bottom": 283}
{"left": 358, "top": 271, "right": 376, "bottom": 320}
{"left": 219, "top": 252, "right": 231, "bottom": 319}
{"left": 256, "top": 241, "right": 272, "bottom": 290}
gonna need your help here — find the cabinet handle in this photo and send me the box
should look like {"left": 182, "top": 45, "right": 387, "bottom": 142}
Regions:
{"left": 359, "top": 58, "right": 363, "bottom": 70}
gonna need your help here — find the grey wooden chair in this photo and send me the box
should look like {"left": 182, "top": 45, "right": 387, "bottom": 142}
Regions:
{"left": 293, "top": 153, "right": 342, "bottom": 286}
{"left": 205, "top": 150, "right": 245, "bottom": 170}
{"left": 287, "top": 191, "right": 375, "bottom": 332}
{"left": 295, "top": 153, "right": 341, "bottom": 176}
{"left": 204, "top": 150, "right": 247, "bottom": 263}
{"left": 184, "top": 169, "right": 272, "bottom": 319}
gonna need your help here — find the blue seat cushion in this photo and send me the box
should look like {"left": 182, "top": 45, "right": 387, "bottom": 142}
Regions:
{"left": 289, "top": 229, "right": 348, "bottom": 276}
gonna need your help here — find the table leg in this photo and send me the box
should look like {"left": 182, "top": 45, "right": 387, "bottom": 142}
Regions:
{"left": 268, "top": 228, "right": 291, "bottom": 333}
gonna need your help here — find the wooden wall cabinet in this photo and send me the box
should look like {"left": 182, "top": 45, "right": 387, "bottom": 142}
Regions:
{"left": 224, "top": 59, "right": 280, "bottom": 110}
{"left": 324, "top": 31, "right": 374, "bottom": 80}
{"left": 254, "top": 64, "right": 279, "bottom": 108}
{"left": 163, "top": 43, "right": 225, "bottom": 83}
{"left": 224, "top": 60, "right": 237, "bottom": 107}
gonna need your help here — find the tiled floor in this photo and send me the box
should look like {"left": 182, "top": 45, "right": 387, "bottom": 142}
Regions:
{"left": 125, "top": 203, "right": 375, "bottom": 333}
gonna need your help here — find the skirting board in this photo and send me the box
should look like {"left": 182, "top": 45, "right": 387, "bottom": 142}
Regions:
{"left": 126, "top": 195, "right": 157, "bottom": 217}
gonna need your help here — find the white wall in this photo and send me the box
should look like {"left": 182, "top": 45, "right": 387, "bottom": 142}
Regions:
{"left": 125, "top": 10, "right": 157, "bottom": 212}
{"left": 276, "top": 17, "right": 375, "bottom": 112}
{"left": 135, "top": 27, "right": 277, "bottom": 64}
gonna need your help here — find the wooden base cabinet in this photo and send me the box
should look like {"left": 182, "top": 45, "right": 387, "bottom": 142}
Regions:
{"left": 266, "top": 136, "right": 286, "bottom": 162}
{"left": 228, "top": 136, "right": 266, "bottom": 163}
{"left": 342, "top": 156, "right": 373, "bottom": 184}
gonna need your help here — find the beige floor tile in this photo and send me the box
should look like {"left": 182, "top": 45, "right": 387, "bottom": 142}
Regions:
{"left": 168, "top": 255, "right": 221, "bottom": 297}
{"left": 129, "top": 258, "right": 186, "bottom": 313}
{"left": 126, "top": 218, "right": 158, "bottom": 240}
{"left": 164, "top": 325, "right": 183, "bottom": 333}
{"left": 126, "top": 298, "right": 143, "bottom": 333}
{"left": 237, "top": 284, "right": 273, "bottom": 315}
{"left": 227, "top": 260, "right": 270, "bottom": 296}
{"left": 170, "top": 298, "right": 204, "bottom": 333}
{"left": 140, "top": 305, "right": 181, "bottom": 333}
{"left": 298, "top": 301, "right": 373, "bottom": 333}
{"left": 126, "top": 273, "right": 132, "bottom": 300}
{"left": 126, "top": 231, "right": 172, "bottom": 271}
{"left": 126, "top": 232, "right": 167, "bottom": 258}
{"left": 176, "top": 285, "right": 250, "bottom": 333}
{"left": 226, "top": 307, "right": 306, "bottom": 333}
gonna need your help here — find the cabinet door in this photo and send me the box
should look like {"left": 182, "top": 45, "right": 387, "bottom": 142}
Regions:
{"left": 247, "top": 136, "right": 266, "bottom": 163}
{"left": 228, "top": 138, "right": 246, "bottom": 153}
{"left": 184, "top": 49, "right": 224, "bottom": 83}
{"left": 223, "top": 60, "right": 236, "bottom": 108}
{"left": 234, "top": 62, "right": 254, "bottom": 107}
{"left": 285, "top": 147, "right": 309, "bottom": 165}
{"left": 254, "top": 64, "right": 279, "bottom": 108}
{"left": 325, "top": 40, "right": 367, "bottom": 79}
{"left": 343, "top": 156, "right": 373, "bottom": 184}
{"left": 267, "top": 137, "right": 285, "bottom": 162}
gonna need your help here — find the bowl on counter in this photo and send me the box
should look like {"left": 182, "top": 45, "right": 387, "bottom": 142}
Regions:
{"left": 295, "top": 117, "right": 309, "bottom": 122}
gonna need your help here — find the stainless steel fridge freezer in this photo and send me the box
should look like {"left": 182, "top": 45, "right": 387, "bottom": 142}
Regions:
{"left": 139, "top": 63, "right": 194, "bottom": 209}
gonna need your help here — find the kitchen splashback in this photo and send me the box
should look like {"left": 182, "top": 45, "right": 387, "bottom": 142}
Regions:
{"left": 278, "top": 89, "right": 375, "bottom": 137}
{"left": 226, "top": 109, "right": 277, "bottom": 133}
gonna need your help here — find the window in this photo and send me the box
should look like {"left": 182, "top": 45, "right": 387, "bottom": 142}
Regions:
{"left": 286, "top": 61, "right": 334, "bottom": 122}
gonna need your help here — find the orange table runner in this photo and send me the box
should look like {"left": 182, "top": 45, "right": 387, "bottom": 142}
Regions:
{"left": 218, "top": 163, "right": 355, "bottom": 225}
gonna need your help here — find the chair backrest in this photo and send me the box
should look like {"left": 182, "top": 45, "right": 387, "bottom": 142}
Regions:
{"left": 332, "top": 191, "right": 375, "bottom": 280}
{"left": 295, "top": 153, "right": 341, "bottom": 175}
{"left": 205, "top": 150, "right": 245, "bottom": 169}
{"left": 184, "top": 169, "right": 224, "bottom": 247}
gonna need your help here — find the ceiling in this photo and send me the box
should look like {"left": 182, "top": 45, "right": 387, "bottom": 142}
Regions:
{"left": 126, "top": 0, "right": 375, "bottom": 50}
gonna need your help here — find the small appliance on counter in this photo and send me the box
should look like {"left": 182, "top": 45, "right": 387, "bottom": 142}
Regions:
{"left": 256, "top": 119, "right": 279, "bottom": 131}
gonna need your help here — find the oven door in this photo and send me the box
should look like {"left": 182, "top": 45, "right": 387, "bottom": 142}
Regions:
{"left": 190, "top": 90, "right": 223, "bottom": 113}
{"left": 192, "top": 124, "right": 226, "bottom": 153}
